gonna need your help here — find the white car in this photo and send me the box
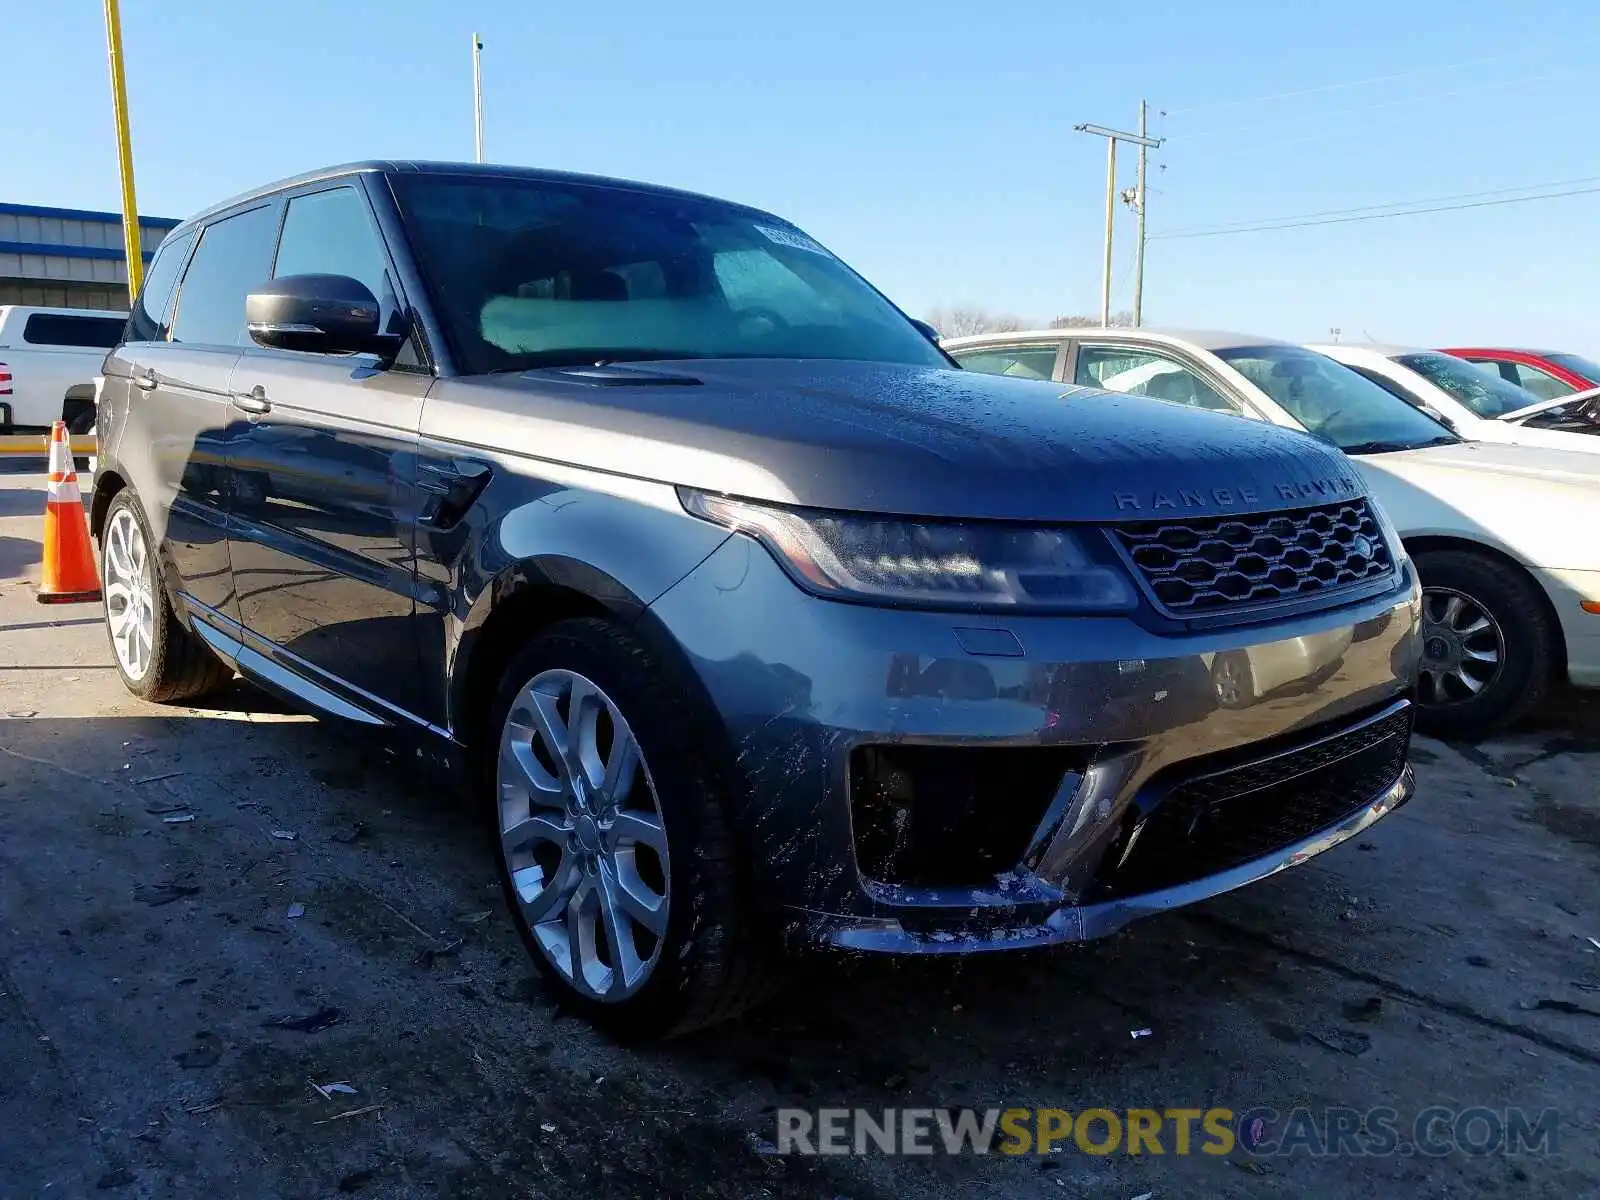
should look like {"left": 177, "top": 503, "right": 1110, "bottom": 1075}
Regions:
{"left": 946, "top": 328, "right": 1600, "bottom": 737}
{"left": 0, "top": 305, "right": 126, "bottom": 432}
{"left": 1311, "top": 342, "right": 1600, "bottom": 455}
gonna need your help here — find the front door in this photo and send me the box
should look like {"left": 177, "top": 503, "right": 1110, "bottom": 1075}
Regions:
{"left": 222, "top": 182, "right": 430, "bottom": 720}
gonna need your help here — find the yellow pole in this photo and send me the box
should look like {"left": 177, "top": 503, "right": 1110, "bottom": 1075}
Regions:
{"left": 102, "top": 0, "right": 144, "bottom": 299}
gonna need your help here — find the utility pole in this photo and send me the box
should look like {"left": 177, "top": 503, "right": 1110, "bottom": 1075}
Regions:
{"left": 1132, "top": 99, "right": 1149, "bottom": 327}
{"left": 102, "top": 0, "right": 144, "bottom": 299}
{"left": 1074, "top": 121, "right": 1162, "bottom": 327}
{"left": 472, "top": 33, "right": 485, "bottom": 163}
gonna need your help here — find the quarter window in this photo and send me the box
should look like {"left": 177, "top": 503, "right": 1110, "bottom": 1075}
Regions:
{"left": 169, "top": 206, "right": 280, "bottom": 347}
{"left": 1074, "top": 345, "right": 1240, "bottom": 413}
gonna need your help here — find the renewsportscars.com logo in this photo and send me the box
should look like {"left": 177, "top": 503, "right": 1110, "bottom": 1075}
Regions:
{"left": 772, "top": 1106, "right": 1559, "bottom": 1158}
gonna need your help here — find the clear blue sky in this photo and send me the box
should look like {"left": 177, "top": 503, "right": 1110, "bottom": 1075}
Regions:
{"left": 7, "top": 0, "right": 1597, "bottom": 350}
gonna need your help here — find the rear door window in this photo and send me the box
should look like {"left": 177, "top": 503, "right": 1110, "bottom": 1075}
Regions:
{"left": 949, "top": 345, "right": 1060, "bottom": 381}
{"left": 127, "top": 229, "right": 196, "bottom": 342}
{"left": 21, "top": 313, "right": 125, "bottom": 348}
{"left": 168, "top": 205, "right": 281, "bottom": 347}
{"left": 1074, "top": 345, "right": 1240, "bottom": 413}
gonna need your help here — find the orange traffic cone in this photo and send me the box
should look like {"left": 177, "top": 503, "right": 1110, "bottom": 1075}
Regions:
{"left": 38, "top": 420, "right": 101, "bottom": 604}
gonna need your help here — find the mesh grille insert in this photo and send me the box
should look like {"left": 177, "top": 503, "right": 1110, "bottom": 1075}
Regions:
{"left": 1112, "top": 499, "right": 1394, "bottom": 617}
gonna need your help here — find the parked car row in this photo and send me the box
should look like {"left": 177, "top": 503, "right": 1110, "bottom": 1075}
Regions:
{"left": 91, "top": 160, "right": 1423, "bottom": 1037}
{"left": 946, "top": 328, "right": 1600, "bottom": 739}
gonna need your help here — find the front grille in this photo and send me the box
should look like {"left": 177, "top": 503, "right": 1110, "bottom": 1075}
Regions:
{"left": 1093, "top": 705, "right": 1412, "bottom": 899}
{"left": 1111, "top": 499, "right": 1394, "bottom": 618}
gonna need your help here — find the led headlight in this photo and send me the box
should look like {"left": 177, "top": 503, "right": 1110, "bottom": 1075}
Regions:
{"left": 681, "top": 489, "right": 1137, "bottom": 613}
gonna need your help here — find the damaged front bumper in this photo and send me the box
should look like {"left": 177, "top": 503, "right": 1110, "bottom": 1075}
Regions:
{"left": 646, "top": 534, "right": 1422, "bottom": 954}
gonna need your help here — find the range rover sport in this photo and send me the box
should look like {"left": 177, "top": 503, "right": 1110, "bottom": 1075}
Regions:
{"left": 92, "top": 162, "right": 1421, "bottom": 1037}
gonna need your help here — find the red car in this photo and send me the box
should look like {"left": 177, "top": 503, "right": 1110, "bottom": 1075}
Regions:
{"left": 1439, "top": 347, "right": 1600, "bottom": 401}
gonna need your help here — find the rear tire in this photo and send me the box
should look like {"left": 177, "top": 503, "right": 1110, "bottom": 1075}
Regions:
{"left": 98, "top": 490, "right": 233, "bottom": 703}
{"left": 1412, "top": 548, "right": 1555, "bottom": 740}
{"left": 486, "top": 617, "right": 773, "bottom": 1039}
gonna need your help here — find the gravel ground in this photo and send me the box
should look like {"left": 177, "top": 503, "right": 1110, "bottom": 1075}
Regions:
{"left": 0, "top": 463, "right": 1596, "bottom": 1199}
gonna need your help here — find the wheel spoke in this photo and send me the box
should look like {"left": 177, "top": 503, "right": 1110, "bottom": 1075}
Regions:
{"left": 597, "top": 872, "right": 645, "bottom": 989}
{"left": 518, "top": 848, "right": 582, "bottom": 924}
{"left": 600, "top": 725, "right": 640, "bottom": 806}
{"left": 527, "top": 690, "right": 575, "bottom": 785}
{"left": 501, "top": 811, "right": 568, "bottom": 857}
{"left": 1450, "top": 667, "right": 1485, "bottom": 695}
{"left": 608, "top": 810, "right": 667, "bottom": 856}
{"left": 500, "top": 732, "right": 564, "bottom": 804}
{"left": 568, "top": 879, "right": 605, "bottom": 997}
{"left": 1441, "top": 594, "right": 1464, "bottom": 628}
{"left": 1457, "top": 616, "right": 1491, "bottom": 637}
{"left": 1463, "top": 646, "right": 1500, "bottom": 664}
{"left": 609, "top": 862, "right": 669, "bottom": 937}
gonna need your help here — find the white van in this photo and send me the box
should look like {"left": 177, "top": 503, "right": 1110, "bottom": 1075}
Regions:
{"left": 0, "top": 305, "right": 127, "bottom": 432}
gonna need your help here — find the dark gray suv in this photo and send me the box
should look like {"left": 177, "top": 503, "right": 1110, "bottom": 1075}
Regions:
{"left": 93, "top": 162, "right": 1420, "bottom": 1037}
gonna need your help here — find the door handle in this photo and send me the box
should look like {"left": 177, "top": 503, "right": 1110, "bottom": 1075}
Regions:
{"left": 133, "top": 369, "right": 158, "bottom": 392}
{"left": 229, "top": 385, "right": 271, "bottom": 415}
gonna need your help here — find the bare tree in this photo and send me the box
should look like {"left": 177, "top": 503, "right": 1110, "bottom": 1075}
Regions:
{"left": 1049, "top": 311, "right": 1134, "bottom": 329}
{"left": 924, "top": 306, "right": 1029, "bottom": 338}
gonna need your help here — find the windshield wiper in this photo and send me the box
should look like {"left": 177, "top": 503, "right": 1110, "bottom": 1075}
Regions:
{"left": 1340, "top": 436, "right": 1454, "bottom": 455}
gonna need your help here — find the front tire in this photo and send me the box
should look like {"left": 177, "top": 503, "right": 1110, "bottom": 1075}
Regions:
{"left": 98, "top": 491, "right": 233, "bottom": 703}
{"left": 1412, "top": 549, "right": 1555, "bottom": 740}
{"left": 487, "top": 617, "right": 771, "bottom": 1039}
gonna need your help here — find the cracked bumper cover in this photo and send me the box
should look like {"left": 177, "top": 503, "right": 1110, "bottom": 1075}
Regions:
{"left": 646, "top": 534, "right": 1423, "bottom": 953}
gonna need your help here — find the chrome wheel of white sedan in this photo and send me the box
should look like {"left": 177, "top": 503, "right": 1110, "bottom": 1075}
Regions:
{"left": 497, "top": 668, "right": 670, "bottom": 1001}
{"left": 103, "top": 506, "right": 156, "bottom": 682}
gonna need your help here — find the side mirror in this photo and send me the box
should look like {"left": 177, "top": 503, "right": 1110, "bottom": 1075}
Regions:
{"left": 909, "top": 318, "right": 941, "bottom": 344}
{"left": 245, "top": 274, "right": 395, "bottom": 357}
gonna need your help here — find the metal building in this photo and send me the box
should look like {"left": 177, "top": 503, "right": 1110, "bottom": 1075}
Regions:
{"left": 0, "top": 202, "right": 179, "bottom": 311}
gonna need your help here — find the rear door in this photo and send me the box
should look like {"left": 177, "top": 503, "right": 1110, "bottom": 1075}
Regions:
{"left": 123, "top": 204, "right": 282, "bottom": 622}
{"left": 223, "top": 180, "right": 431, "bottom": 720}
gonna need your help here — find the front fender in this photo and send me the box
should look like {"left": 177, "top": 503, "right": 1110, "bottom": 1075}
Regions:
{"left": 416, "top": 447, "right": 730, "bottom": 733}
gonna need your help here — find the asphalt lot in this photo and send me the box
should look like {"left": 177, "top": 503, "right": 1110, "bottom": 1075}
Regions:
{"left": 0, "top": 461, "right": 1596, "bottom": 1199}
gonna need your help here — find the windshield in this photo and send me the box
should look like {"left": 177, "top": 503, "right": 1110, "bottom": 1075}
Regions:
{"left": 389, "top": 173, "right": 946, "bottom": 375}
{"left": 1393, "top": 352, "right": 1536, "bottom": 419}
{"left": 1215, "top": 345, "right": 1459, "bottom": 453}
{"left": 1544, "top": 352, "right": 1600, "bottom": 385}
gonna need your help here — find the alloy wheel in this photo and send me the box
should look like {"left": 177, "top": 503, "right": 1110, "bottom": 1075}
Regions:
{"left": 103, "top": 507, "right": 156, "bottom": 682}
{"left": 497, "top": 669, "right": 670, "bottom": 1000}
{"left": 1418, "top": 587, "right": 1505, "bottom": 706}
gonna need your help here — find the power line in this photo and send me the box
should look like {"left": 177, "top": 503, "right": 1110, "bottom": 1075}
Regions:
{"left": 1176, "top": 69, "right": 1578, "bottom": 140}
{"left": 1157, "top": 174, "right": 1600, "bottom": 238}
{"left": 1161, "top": 48, "right": 1555, "bottom": 116}
{"left": 1150, "top": 184, "right": 1600, "bottom": 241}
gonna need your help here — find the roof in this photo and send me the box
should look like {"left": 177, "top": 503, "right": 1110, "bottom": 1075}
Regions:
{"left": 176, "top": 160, "right": 771, "bottom": 233}
{"left": 941, "top": 327, "right": 1292, "bottom": 352}
{"left": 1308, "top": 342, "right": 1420, "bottom": 359}
{"left": 1440, "top": 346, "right": 1562, "bottom": 357}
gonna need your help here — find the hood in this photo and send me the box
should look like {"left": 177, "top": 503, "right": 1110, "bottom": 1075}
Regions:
{"left": 1355, "top": 440, "right": 1600, "bottom": 570}
{"left": 426, "top": 359, "right": 1364, "bottom": 522}
{"left": 1358, "top": 440, "right": 1600, "bottom": 487}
